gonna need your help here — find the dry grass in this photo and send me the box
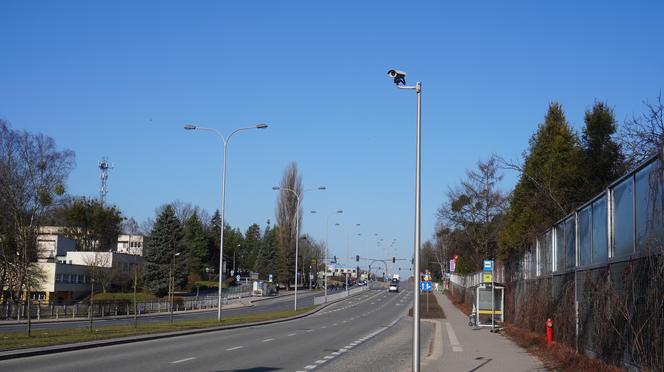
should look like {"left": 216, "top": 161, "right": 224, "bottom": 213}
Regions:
{"left": 0, "top": 306, "right": 315, "bottom": 351}
{"left": 408, "top": 292, "right": 445, "bottom": 319}
{"left": 502, "top": 324, "right": 624, "bottom": 372}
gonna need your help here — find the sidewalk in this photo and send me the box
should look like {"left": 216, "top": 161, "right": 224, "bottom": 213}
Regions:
{"left": 423, "top": 290, "right": 547, "bottom": 372}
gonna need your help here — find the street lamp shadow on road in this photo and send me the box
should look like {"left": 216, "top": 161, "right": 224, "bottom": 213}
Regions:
{"left": 184, "top": 122, "right": 268, "bottom": 322}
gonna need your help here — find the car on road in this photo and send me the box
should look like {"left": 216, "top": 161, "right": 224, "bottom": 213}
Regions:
{"left": 388, "top": 278, "right": 399, "bottom": 293}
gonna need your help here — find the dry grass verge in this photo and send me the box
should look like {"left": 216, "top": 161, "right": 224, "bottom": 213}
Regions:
{"left": 503, "top": 324, "right": 623, "bottom": 372}
{"left": 0, "top": 306, "right": 315, "bottom": 351}
{"left": 408, "top": 292, "right": 445, "bottom": 319}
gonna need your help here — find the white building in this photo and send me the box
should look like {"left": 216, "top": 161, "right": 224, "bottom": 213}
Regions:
{"left": 116, "top": 234, "right": 144, "bottom": 256}
{"left": 325, "top": 266, "right": 358, "bottom": 279}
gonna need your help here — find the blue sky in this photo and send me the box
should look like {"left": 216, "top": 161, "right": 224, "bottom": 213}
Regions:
{"left": 2, "top": 1, "right": 663, "bottom": 276}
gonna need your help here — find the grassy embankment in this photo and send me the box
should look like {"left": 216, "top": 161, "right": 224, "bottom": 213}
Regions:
{"left": 0, "top": 306, "right": 315, "bottom": 351}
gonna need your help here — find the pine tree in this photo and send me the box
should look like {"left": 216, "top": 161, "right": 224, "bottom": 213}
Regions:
{"left": 205, "top": 210, "right": 221, "bottom": 275}
{"left": 144, "top": 205, "right": 185, "bottom": 295}
{"left": 500, "top": 102, "right": 583, "bottom": 258}
{"left": 580, "top": 101, "right": 625, "bottom": 199}
{"left": 242, "top": 224, "right": 262, "bottom": 273}
{"left": 254, "top": 224, "right": 279, "bottom": 280}
{"left": 183, "top": 212, "right": 207, "bottom": 281}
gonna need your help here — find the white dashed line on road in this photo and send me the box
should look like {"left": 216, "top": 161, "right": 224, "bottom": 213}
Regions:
{"left": 170, "top": 357, "right": 196, "bottom": 364}
{"left": 288, "top": 333, "right": 296, "bottom": 336}
{"left": 262, "top": 338, "right": 274, "bottom": 342}
{"left": 226, "top": 346, "right": 243, "bottom": 351}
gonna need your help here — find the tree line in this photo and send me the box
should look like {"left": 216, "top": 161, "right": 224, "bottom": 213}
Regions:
{"left": 1, "top": 118, "right": 324, "bottom": 300}
{"left": 424, "top": 95, "right": 664, "bottom": 277}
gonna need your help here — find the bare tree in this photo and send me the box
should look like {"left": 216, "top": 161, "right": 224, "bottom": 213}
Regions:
{"left": 620, "top": 93, "right": 664, "bottom": 168}
{"left": 123, "top": 217, "right": 141, "bottom": 327}
{"left": 83, "top": 252, "right": 111, "bottom": 331}
{"left": 0, "top": 120, "right": 75, "bottom": 335}
{"left": 438, "top": 157, "right": 508, "bottom": 267}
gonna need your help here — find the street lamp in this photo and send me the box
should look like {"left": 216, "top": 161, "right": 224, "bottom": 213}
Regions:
{"left": 184, "top": 122, "right": 268, "bottom": 322}
{"left": 311, "top": 209, "right": 343, "bottom": 302}
{"left": 169, "top": 252, "right": 181, "bottom": 325}
{"left": 272, "top": 185, "right": 325, "bottom": 310}
{"left": 387, "top": 68, "right": 423, "bottom": 371}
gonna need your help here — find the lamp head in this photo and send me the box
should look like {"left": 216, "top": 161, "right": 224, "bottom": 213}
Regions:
{"left": 272, "top": 186, "right": 280, "bottom": 191}
{"left": 255, "top": 123, "right": 268, "bottom": 129}
{"left": 184, "top": 124, "right": 197, "bottom": 130}
{"left": 318, "top": 186, "right": 326, "bottom": 190}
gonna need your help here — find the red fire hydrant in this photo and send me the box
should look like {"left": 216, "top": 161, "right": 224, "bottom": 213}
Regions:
{"left": 546, "top": 318, "right": 553, "bottom": 348}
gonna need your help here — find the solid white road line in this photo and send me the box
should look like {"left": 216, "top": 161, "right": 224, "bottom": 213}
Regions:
{"left": 170, "top": 357, "right": 196, "bottom": 364}
{"left": 445, "top": 321, "right": 464, "bottom": 352}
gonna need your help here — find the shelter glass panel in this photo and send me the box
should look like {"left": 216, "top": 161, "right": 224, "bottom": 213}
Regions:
{"left": 592, "top": 196, "right": 608, "bottom": 264}
{"left": 635, "top": 161, "right": 664, "bottom": 253}
{"left": 579, "top": 206, "right": 592, "bottom": 266}
{"left": 613, "top": 177, "right": 634, "bottom": 258}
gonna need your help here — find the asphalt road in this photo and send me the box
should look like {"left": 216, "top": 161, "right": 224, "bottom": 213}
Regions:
{"left": 0, "top": 286, "right": 411, "bottom": 371}
{"left": 0, "top": 290, "right": 322, "bottom": 334}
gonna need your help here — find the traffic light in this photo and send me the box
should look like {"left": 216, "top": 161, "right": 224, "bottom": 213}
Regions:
{"left": 333, "top": 255, "right": 337, "bottom": 263}
{"left": 356, "top": 255, "right": 359, "bottom": 262}
{"left": 392, "top": 257, "right": 395, "bottom": 263}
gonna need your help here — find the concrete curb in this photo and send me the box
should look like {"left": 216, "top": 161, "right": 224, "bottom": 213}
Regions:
{"left": 0, "top": 288, "right": 371, "bottom": 361}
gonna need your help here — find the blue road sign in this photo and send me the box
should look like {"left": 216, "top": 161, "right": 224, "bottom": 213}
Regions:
{"left": 483, "top": 260, "right": 493, "bottom": 271}
{"left": 420, "top": 281, "right": 433, "bottom": 292}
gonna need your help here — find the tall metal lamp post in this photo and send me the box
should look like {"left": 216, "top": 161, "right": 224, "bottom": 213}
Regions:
{"left": 169, "top": 252, "right": 181, "bottom": 324}
{"left": 387, "top": 68, "right": 423, "bottom": 371}
{"left": 272, "top": 186, "right": 325, "bottom": 310}
{"left": 184, "top": 123, "right": 268, "bottom": 322}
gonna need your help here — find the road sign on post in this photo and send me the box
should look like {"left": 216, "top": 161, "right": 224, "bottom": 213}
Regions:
{"left": 419, "top": 281, "right": 432, "bottom": 292}
{"left": 483, "top": 260, "right": 493, "bottom": 271}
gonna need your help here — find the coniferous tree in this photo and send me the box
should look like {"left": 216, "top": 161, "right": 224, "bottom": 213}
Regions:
{"left": 242, "top": 224, "right": 262, "bottom": 273}
{"left": 144, "top": 205, "right": 185, "bottom": 295}
{"left": 254, "top": 223, "right": 279, "bottom": 280}
{"left": 500, "top": 102, "right": 583, "bottom": 258}
{"left": 183, "top": 212, "right": 207, "bottom": 281}
{"left": 580, "top": 101, "right": 626, "bottom": 199}
{"left": 206, "top": 210, "right": 221, "bottom": 275}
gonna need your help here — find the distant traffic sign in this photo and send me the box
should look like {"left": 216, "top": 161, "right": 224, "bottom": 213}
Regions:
{"left": 483, "top": 260, "right": 493, "bottom": 271}
{"left": 483, "top": 273, "right": 493, "bottom": 283}
{"left": 420, "top": 281, "right": 433, "bottom": 292}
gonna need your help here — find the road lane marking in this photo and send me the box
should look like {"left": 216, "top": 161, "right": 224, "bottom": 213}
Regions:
{"left": 445, "top": 321, "right": 464, "bottom": 352}
{"left": 331, "top": 351, "right": 340, "bottom": 355}
{"left": 324, "top": 355, "right": 334, "bottom": 360}
{"left": 315, "top": 360, "right": 326, "bottom": 364}
{"left": 304, "top": 365, "right": 316, "bottom": 370}
{"left": 321, "top": 325, "right": 327, "bottom": 329}
{"left": 288, "top": 333, "right": 296, "bottom": 336}
{"left": 226, "top": 346, "right": 243, "bottom": 351}
{"left": 262, "top": 338, "right": 274, "bottom": 342}
{"left": 170, "top": 357, "right": 196, "bottom": 364}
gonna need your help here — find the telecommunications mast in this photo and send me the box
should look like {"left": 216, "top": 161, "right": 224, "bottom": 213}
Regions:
{"left": 98, "top": 157, "right": 114, "bottom": 204}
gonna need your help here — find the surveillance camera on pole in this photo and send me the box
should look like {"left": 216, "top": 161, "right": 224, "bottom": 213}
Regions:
{"left": 387, "top": 69, "right": 407, "bottom": 86}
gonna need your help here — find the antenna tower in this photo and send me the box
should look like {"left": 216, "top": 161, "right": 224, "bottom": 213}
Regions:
{"left": 98, "top": 157, "right": 114, "bottom": 204}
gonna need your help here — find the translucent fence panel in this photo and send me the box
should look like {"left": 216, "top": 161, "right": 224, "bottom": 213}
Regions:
{"left": 555, "top": 224, "right": 565, "bottom": 272}
{"left": 592, "top": 196, "right": 608, "bottom": 264}
{"left": 565, "top": 216, "right": 576, "bottom": 269}
{"left": 635, "top": 161, "right": 664, "bottom": 253}
{"left": 613, "top": 177, "right": 635, "bottom": 258}
{"left": 579, "top": 206, "right": 592, "bottom": 266}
